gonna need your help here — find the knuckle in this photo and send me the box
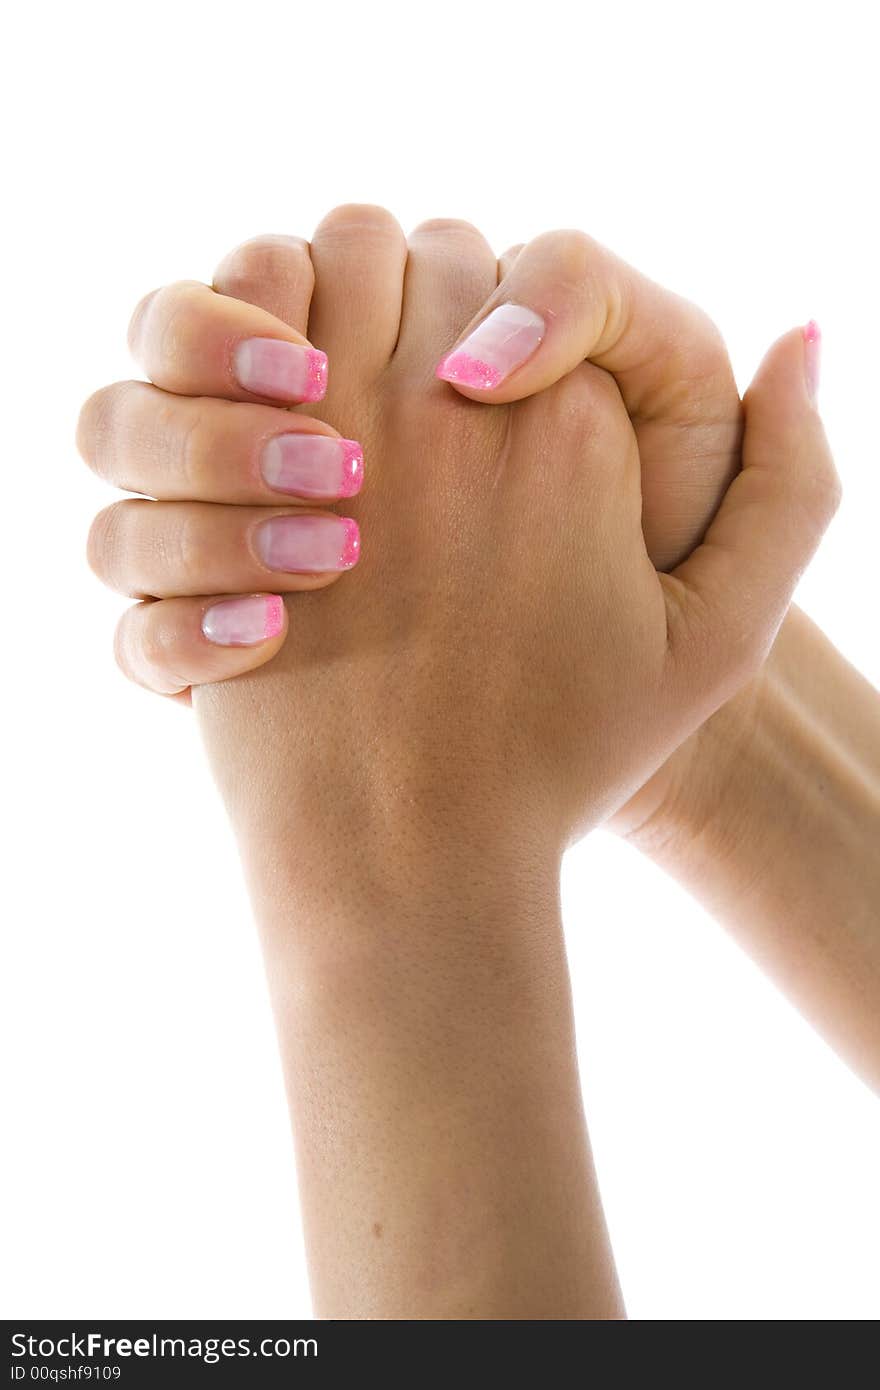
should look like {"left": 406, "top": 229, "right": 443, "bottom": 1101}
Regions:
{"left": 113, "top": 610, "right": 136, "bottom": 683}
{"left": 314, "top": 202, "right": 404, "bottom": 246}
{"left": 411, "top": 216, "right": 484, "bottom": 240}
{"left": 806, "top": 456, "right": 843, "bottom": 525}
{"left": 137, "top": 612, "right": 178, "bottom": 681}
{"left": 647, "top": 308, "right": 733, "bottom": 420}
{"left": 127, "top": 286, "right": 161, "bottom": 354}
{"left": 115, "top": 605, "right": 182, "bottom": 693}
{"left": 538, "top": 228, "right": 597, "bottom": 282}
{"left": 112, "top": 606, "right": 151, "bottom": 685}
{"left": 87, "top": 501, "right": 129, "bottom": 588}
{"left": 827, "top": 464, "right": 844, "bottom": 517}
{"left": 172, "top": 403, "right": 209, "bottom": 494}
{"left": 577, "top": 361, "right": 622, "bottom": 414}
{"left": 686, "top": 309, "right": 731, "bottom": 384}
{"left": 76, "top": 384, "right": 117, "bottom": 470}
{"left": 216, "top": 234, "right": 313, "bottom": 298}
{"left": 544, "top": 363, "right": 622, "bottom": 445}
{"left": 786, "top": 449, "right": 843, "bottom": 536}
{"left": 76, "top": 381, "right": 139, "bottom": 480}
{"left": 695, "top": 305, "right": 727, "bottom": 355}
{"left": 173, "top": 509, "right": 213, "bottom": 581}
{"left": 130, "top": 281, "right": 202, "bottom": 365}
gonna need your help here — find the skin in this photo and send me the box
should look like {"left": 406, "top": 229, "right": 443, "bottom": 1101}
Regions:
{"left": 78, "top": 207, "right": 848, "bottom": 1317}
{"left": 616, "top": 606, "right": 880, "bottom": 1091}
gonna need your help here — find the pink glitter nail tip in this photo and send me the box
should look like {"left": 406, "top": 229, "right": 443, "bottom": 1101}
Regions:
{"left": 338, "top": 440, "right": 365, "bottom": 497}
{"left": 302, "top": 349, "right": 329, "bottom": 402}
{"left": 339, "top": 519, "right": 361, "bottom": 569}
{"left": 435, "top": 351, "right": 503, "bottom": 390}
{"left": 263, "top": 594, "right": 285, "bottom": 638}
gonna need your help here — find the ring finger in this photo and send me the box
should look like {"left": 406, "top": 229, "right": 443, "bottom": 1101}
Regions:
{"left": 88, "top": 500, "right": 361, "bottom": 598}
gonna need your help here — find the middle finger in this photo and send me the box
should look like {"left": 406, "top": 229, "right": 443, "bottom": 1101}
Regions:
{"left": 88, "top": 500, "right": 361, "bottom": 598}
{"left": 77, "top": 382, "right": 364, "bottom": 504}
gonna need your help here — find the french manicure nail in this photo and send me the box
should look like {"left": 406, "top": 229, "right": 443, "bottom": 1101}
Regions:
{"left": 255, "top": 515, "right": 360, "bottom": 572}
{"left": 201, "top": 594, "right": 284, "bottom": 646}
{"left": 261, "top": 435, "right": 364, "bottom": 498}
{"left": 233, "top": 338, "right": 328, "bottom": 402}
{"left": 803, "top": 320, "right": 821, "bottom": 404}
{"left": 435, "top": 303, "right": 545, "bottom": 389}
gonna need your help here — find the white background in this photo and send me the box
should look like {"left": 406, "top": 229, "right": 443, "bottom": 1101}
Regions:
{"left": 3, "top": 0, "right": 878, "bottom": 1320}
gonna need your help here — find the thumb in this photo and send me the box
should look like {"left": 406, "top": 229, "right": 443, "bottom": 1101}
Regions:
{"left": 664, "top": 322, "right": 840, "bottom": 705}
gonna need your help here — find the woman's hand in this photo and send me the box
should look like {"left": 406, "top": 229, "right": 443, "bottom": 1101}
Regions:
{"left": 432, "top": 232, "right": 833, "bottom": 834}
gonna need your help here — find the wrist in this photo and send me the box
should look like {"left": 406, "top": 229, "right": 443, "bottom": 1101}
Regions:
{"left": 622, "top": 683, "right": 765, "bottom": 862}
{"left": 200, "top": 716, "right": 566, "bottom": 958}
{"left": 241, "top": 810, "right": 564, "bottom": 974}
{"left": 614, "top": 619, "right": 791, "bottom": 870}
{"left": 618, "top": 606, "right": 868, "bottom": 888}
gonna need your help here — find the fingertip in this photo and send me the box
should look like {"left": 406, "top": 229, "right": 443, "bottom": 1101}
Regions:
{"left": 339, "top": 519, "right": 361, "bottom": 570}
{"left": 742, "top": 323, "right": 838, "bottom": 513}
{"left": 338, "top": 441, "right": 365, "bottom": 498}
{"left": 745, "top": 321, "right": 823, "bottom": 411}
{"left": 435, "top": 350, "right": 503, "bottom": 391}
{"left": 802, "top": 319, "right": 821, "bottom": 405}
{"left": 263, "top": 593, "right": 286, "bottom": 639}
{"left": 434, "top": 303, "right": 546, "bottom": 400}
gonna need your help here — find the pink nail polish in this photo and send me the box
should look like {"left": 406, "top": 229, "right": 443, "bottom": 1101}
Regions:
{"left": 261, "top": 435, "right": 364, "bottom": 498}
{"left": 201, "top": 594, "right": 284, "bottom": 646}
{"left": 803, "top": 320, "right": 821, "bottom": 404}
{"left": 339, "top": 518, "right": 361, "bottom": 568}
{"left": 255, "top": 514, "right": 361, "bottom": 572}
{"left": 436, "top": 303, "right": 545, "bottom": 390}
{"left": 233, "top": 338, "right": 328, "bottom": 402}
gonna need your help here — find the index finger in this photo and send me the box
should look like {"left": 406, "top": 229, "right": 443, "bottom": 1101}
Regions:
{"left": 128, "top": 279, "right": 328, "bottom": 405}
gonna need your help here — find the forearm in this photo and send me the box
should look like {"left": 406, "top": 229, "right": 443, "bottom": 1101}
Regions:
{"left": 237, "top": 822, "right": 623, "bottom": 1319}
{"left": 624, "top": 607, "right": 880, "bottom": 1088}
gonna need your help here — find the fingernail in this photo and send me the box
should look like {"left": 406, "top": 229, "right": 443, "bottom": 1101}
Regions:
{"left": 803, "top": 320, "right": 821, "bottom": 404}
{"left": 261, "top": 435, "right": 364, "bottom": 498}
{"left": 201, "top": 594, "right": 284, "bottom": 646}
{"left": 233, "top": 338, "right": 328, "bottom": 402}
{"left": 254, "top": 515, "right": 360, "bottom": 572}
{"left": 436, "top": 303, "right": 545, "bottom": 390}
